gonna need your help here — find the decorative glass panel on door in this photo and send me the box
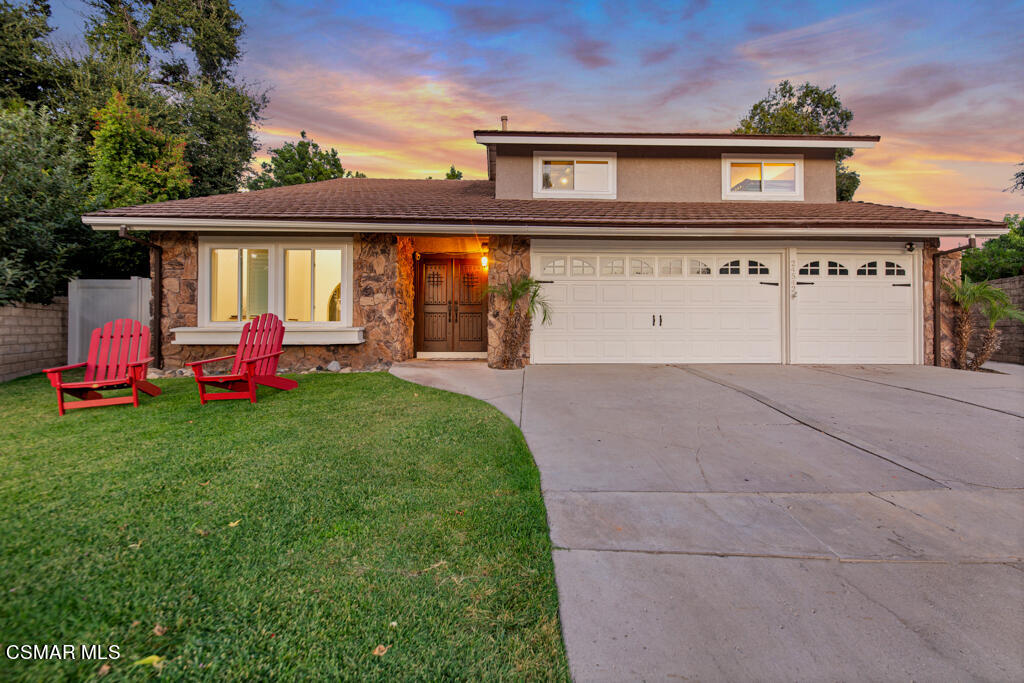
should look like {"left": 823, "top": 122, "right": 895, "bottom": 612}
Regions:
{"left": 748, "top": 260, "right": 770, "bottom": 275}
{"left": 719, "top": 259, "right": 742, "bottom": 275}
{"left": 630, "top": 257, "right": 654, "bottom": 277}
{"left": 571, "top": 256, "right": 595, "bottom": 276}
{"left": 884, "top": 261, "right": 906, "bottom": 276}
{"left": 541, "top": 256, "right": 566, "bottom": 276}
{"left": 689, "top": 259, "right": 712, "bottom": 276}
{"left": 600, "top": 257, "right": 624, "bottom": 276}
{"left": 659, "top": 257, "right": 683, "bottom": 276}
{"left": 798, "top": 261, "right": 820, "bottom": 276}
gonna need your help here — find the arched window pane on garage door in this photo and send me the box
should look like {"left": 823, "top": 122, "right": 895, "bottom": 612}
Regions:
{"left": 719, "top": 259, "right": 741, "bottom": 275}
{"left": 748, "top": 260, "right": 770, "bottom": 275}
{"left": 857, "top": 261, "right": 878, "bottom": 276}
{"left": 799, "top": 261, "right": 820, "bottom": 276}
{"left": 827, "top": 261, "right": 848, "bottom": 276}
{"left": 885, "top": 261, "right": 906, "bottom": 276}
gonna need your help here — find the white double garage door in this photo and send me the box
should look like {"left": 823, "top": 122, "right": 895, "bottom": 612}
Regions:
{"left": 531, "top": 241, "right": 921, "bottom": 364}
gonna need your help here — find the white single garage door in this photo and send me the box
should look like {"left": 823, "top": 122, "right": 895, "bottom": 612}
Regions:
{"left": 791, "top": 253, "right": 915, "bottom": 364}
{"left": 531, "top": 247, "right": 783, "bottom": 363}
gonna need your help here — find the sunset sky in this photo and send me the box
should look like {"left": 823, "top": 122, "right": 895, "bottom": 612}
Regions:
{"left": 50, "top": 0, "right": 1023, "bottom": 220}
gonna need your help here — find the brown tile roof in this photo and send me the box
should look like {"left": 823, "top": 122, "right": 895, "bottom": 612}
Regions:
{"left": 84, "top": 178, "right": 1001, "bottom": 230}
{"left": 474, "top": 130, "right": 882, "bottom": 142}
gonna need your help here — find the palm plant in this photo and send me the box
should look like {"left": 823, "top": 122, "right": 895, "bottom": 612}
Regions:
{"left": 941, "top": 276, "right": 993, "bottom": 368}
{"left": 970, "top": 294, "right": 1024, "bottom": 370}
{"left": 487, "top": 275, "right": 551, "bottom": 368}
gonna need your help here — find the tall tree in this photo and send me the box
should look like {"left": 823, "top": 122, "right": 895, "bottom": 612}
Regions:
{"left": 89, "top": 90, "right": 192, "bottom": 207}
{"left": 58, "top": 0, "right": 266, "bottom": 196}
{"left": 734, "top": 80, "right": 861, "bottom": 201}
{"left": 247, "top": 131, "right": 364, "bottom": 190}
{"left": 0, "top": 103, "right": 90, "bottom": 304}
{"left": 0, "top": 0, "right": 56, "bottom": 104}
{"left": 84, "top": 91, "right": 192, "bottom": 277}
{"left": 445, "top": 164, "right": 463, "bottom": 180}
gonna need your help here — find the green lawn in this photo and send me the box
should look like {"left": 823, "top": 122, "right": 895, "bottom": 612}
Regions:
{"left": 0, "top": 372, "right": 568, "bottom": 680}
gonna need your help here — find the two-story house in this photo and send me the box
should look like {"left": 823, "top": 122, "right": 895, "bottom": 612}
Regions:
{"left": 83, "top": 127, "right": 1005, "bottom": 370}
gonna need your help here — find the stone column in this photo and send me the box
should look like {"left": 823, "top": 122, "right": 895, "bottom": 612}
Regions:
{"left": 351, "top": 233, "right": 415, "bottom": 368}
{"left": 486, "top": 235, "right": 531, "bottom": 368}
{"left": 922, "top": 242, "right": 962, "bottom": 367}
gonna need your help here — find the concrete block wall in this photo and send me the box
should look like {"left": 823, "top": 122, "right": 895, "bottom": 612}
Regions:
{"left": 0, "top": 298, "right": 68, "bottom": 382}
{"left": 970, "top": 274, "right": 1024, "bottom": 364}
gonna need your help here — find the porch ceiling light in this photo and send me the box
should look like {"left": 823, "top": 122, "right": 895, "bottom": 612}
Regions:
{"left": 481, "top": 256, "right": 488, "bottom": 268}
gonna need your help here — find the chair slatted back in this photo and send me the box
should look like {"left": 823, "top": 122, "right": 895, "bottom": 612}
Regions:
{"left": 231, "top": 313, "right": 285, "bottom": 376}
{"left": 84, "top": 319, "right": 150, "bottom": 382}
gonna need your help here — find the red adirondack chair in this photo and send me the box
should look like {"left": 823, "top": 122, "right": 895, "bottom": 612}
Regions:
{"left": 44, "top": 319, "right": 161, "bottom": 416}
{"left": 187, "top": 313, "right": 297, "bottom": 404}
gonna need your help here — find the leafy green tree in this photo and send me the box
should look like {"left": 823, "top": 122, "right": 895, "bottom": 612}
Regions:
{"left": 961, "top": 214, "right": 1024, "bottom": 281}
{"left": 56, "top": 0, "right": 266, "bottom": 196}
{"left": 247, "top": 131, "right": 364, "bottom": 190}
{"left": 0, "top": 0, "right": 56, "bottom": 104}
{"left": 89, "top": 91, "right": 192, "bottom": 207}
{"left": 0, "top": 103, "right": 91, "bottom": 304}
{"left": 445, "top": 164, "right": 463, "bottom": 180}
{"left": 734, "top": 80, "right": 860, "bottom": 200}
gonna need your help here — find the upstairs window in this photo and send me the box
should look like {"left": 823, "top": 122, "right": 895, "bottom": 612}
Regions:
{"left": 722, "top": 155, "right": 803, "bottom": 200}
{"left": 534, "top": 152, "right": 616, "bottom": 199}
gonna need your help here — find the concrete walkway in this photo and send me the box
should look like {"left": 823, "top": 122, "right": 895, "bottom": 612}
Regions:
{"left": 391, "top": 361, "right": 1024, "bottom": 681}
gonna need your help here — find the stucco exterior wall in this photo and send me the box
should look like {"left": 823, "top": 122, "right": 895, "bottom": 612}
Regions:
{"left": 494, "top": 145, "right": 837, "bottom": 203}
{"left": 154, "top": 231, "right": 414, "bottom": 372}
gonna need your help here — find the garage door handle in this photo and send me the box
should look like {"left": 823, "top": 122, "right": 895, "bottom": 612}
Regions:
{"left": 760, "top": 281, "right": 779, "bottom": 286}
{"left": 659, "top": 315, "right": 662, "bottom": 327}
{"left": 535, "top": 280, "right": 554, "bottom": 284}
{"left": 652, "top": 314, "right": 656, "bottom": 327}
{"left": 796, "top": 281, "right": 815, "bottom": 285}
{"left": 892, "top": 283, "right": 911, "bottom": 287}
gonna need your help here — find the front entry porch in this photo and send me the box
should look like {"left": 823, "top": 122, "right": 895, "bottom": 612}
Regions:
{"left": 412, "top": 238, "right": 489, "bottom": 358}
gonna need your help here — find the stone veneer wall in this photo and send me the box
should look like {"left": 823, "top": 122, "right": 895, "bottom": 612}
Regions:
{"left": 922, "top": 242, "right": 962, "bottom": 367}
{"left": 155, "top": 231, "right": 414, "bottom": 371}
{"left": 0, "top": 297, "right": 68, "bottom": 382}
{"left": 486, "top": 236, "right": 531, "bottom": 368}
{"left": 969, "top": 274, "right": 1024, "bottom": 364}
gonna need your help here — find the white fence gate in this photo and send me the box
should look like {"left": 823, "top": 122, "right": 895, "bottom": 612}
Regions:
{"left": 68, "top": 277, "right": 151, "bottom": 363}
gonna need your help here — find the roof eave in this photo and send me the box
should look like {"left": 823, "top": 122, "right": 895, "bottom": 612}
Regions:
{"left": 81, "top": 215, "right": 1005, "bottom": 238}
{"left": 473, "top": 132, "right": 879, "bottom": 149}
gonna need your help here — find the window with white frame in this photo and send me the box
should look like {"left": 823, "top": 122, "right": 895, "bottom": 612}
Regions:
{"left": 201, "top": 238, "right": 353, "bottom": 328}
{"left": 722, "top": 155, "right": 803, "bottom": 200}
{"left": 534, "top": 152, "right": 616, "bottom": 199}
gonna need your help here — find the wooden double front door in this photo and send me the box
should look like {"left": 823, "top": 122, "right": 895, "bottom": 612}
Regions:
{"left": 416, "top": 257, "right": 488, "bottom": 353}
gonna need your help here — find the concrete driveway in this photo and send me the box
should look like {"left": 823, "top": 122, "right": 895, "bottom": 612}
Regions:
{"left": 392, "top": 362, "right": 1024, "bottom": 681}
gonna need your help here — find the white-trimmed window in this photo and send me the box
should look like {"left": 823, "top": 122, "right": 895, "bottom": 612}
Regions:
{"left": 533, "top": 152, "right": 617, "bottom": 199}
{"left": 199, "top": 237, "right": 354, "bottom": 328}
{"left": 722, "top": 154, "right": 803, "bottom": 200}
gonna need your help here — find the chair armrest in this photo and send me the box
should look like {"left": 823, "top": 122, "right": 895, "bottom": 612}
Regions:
{"left": 186, "top": 354, "right": 237, "bottom": 367}
{"left": 42, "top": 362, "right": 87, "bottom": 374}
{"left": 238, "top": 350, "right": 285, "bottom": 366}
{"left": 127, "top": 357, "right": 154, "bottom": 367}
